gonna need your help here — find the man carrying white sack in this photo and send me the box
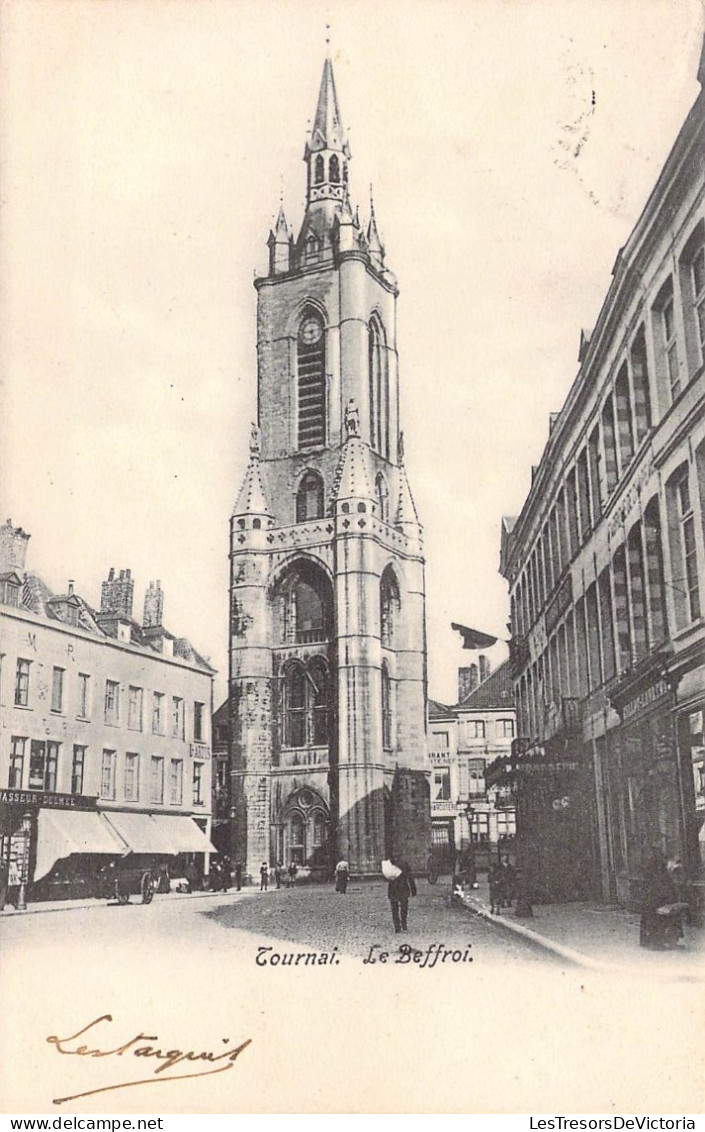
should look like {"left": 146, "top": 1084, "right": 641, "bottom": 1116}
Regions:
{"left": 382, "top": 858, "right": 417, "bottom": 933}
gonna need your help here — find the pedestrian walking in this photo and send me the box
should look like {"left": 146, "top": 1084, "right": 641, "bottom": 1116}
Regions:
{"left": 488, "top": 862, "right": 505, "bottom": 915}
{"left": 234, "top": 861, "right": 242, "bottom": 891}
{"left": 288, "top": 862, "right": 298, "bottom": 888}
{"left": 500, "top": 856, "right": 516, "bottom": 908}
{"left": 386, "top": 859, "right": 416, "bottom": 933}
{"left": 220, "top": 854, "right": 231, "bottom": 892}
{"left": 334, "top": 859, "right": 349, "bottom": 893}
{"left": 260, "top": 862, "right": 269, "bottom": 891}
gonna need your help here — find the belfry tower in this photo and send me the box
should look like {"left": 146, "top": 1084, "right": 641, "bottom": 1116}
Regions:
{"left": 229, "top": 59, "right": 429, "bottom": 877}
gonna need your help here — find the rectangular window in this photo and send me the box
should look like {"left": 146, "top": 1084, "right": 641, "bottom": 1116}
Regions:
{"left": 576, "top": 448, "right": 592, "bottom": 541}
{"left": 662, "top": 291, "right": 681, "bottom": 401}
{"left": 466, "top": 720, "right": 486, "bottom": 740}
{"left": 432, "top": 768, "right": 451, "bottom": 802}
{"left": 78, "top": 673, "right": 91, "bottom": 718}
{"left": 71, "top": 745, "right": 86, "bottom": 794}
{"left": 586, "top": 583, "right": 603, "bottom": 691}
{"left": 150, "top": 756, "right": 164, "bottom": 804}
{"left": 28, "top": 740, "right": 59, "bottom": 792}
{"left": 124, "top": 753, "right": 140, "bottom": 801}
{"left": 104, "top": 680, "right": 120, "bottom": 725}
{"left": 8, "top": 736, "right": 26, "bottom": 788}
{"left": 128, "top": 686, "right": 143, "bottom": 731}
{"left": 152, "top": 692, "right": 165, "bottom": 734}
{"left": 678, "top": 475, "right": 701, "bottom": 622}
{"left": 100, "top": 750, "right": 116, "bottom": 800}
{"left": 565, "top": 469, "right": 580, "bottom": 557}
{"left": 193, "top": 702, "right": 204, "bottom": 743}
{"left": 192, "top": 761, "right": 204, "bottom": 805}
{"left": 630, "top": 330, "right": 652, "bottom": 444}
{"left": 14, "top": 659, "right": 30, "bottom": 707}
{"left": 693, "top": 245, "right": 705, "bottom": 361}
{"left": 598, "top": 568, "right": 616, "bottom": 683}
{"left": 497, "top": 719, "right": 515, "bottom": 738}
{"left": 171, "top": 696, "right": 184, "bottom": 739}
{"left": 169, "top": 759, "right": 184, "bottom": 805}
{"left": 432, "top": 730, "right": 449, "bottom": 750}
{"left": 51, "top": 667, "right": 65, "bottom": 713}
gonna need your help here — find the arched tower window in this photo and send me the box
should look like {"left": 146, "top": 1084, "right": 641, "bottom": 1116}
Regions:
{"left": 380, "top": 566, "right": 401, "bottom": 648}
{"left": 289, "top": 811, "right": 305, "bottom": 863}
{"left": 297, "top": 311, "right": 326, "bottom": 449}
{"left": 376, "top": 473, "right": 389, "bottom": 522}
{"left": 296, "top": 471, "right": 324, "bottom": 522}
{"left": 381, "top": 662, "right": 393, "bottom": 750}
{"left": 314, "top": 155, "right": 324, "bottom": 185}
{"left": 329, "top": 154, "right": 340, "bottom": 183}
{"left": 368, "top": 316, "right": 389, "bottom": 459}
{"left": 282, "top": 658, "right": 330, "bottom": 748}
{"left": 283, "top": 663, "right": 307, "bottom": 748}
{"left": 275, "top": 560, "right": 333, "bottom": 647}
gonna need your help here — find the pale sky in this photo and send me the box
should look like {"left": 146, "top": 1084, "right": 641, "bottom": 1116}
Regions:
{"left": 1, "top": 0, "right": 703, "bottom": 706}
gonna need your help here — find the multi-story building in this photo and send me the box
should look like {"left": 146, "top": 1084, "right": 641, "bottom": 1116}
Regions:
{"left": 211, "top": 699, "right": 230, "bottom": 855}
{"left": 0, "top": 520, "right": 215, "bottom": 903}
{"left": 428, "top": 658, "right": 516, "bottom": 867}
{"left": 228, "top": 58, "right": 429, "bottom": 878}
{"left": 499, "top": 42, "right": 705, "bottom": 908}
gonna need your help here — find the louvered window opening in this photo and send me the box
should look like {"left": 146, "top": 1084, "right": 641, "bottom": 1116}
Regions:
{"left": 298, "top": 341, "right": 326, "bottom": 448}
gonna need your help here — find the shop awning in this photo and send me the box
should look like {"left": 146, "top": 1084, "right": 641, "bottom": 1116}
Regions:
{"left": 34, "top": 810, "right": 127, "bottom": 882}
{"left": 151, "top": 814, "right": 216, "bottom": 854}
{"left": 101, "top": 812, "right": 172, "bottom": 855}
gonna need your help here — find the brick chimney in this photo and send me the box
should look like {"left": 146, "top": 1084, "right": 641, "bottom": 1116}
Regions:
{"left": 479, "top": 654, "right": 491, "bottom": 684}
{"left": 143, "top": 580, "right": 164, "bottom": 628}
{"left": 0, "top": 519, "right": 30, "bottom": 574}
{"left": 100, "top": 567, "right": 134, "bottom": 618}
{"left": 458, "top": 664, "right": 479, "bottom": 702}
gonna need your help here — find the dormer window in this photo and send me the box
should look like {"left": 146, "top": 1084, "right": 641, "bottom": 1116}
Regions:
{"left": 0, "top": 573, "right": 21, "bottom": 607}
{"left": 315, "top": 155, "right": 324, "bottom": 185}
{"left": 329, "top": 154, "right": 340, "bottom": 184}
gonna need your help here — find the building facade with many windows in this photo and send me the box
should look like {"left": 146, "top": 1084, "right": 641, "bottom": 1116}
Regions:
{"left": 0, "top": 520, "right": 215, "bottom": 903}
{"left": 499, "top": 46, "right": 705, "bottom": 908}
{"left": 428, "top": 660, "right": 516, "bottom": 869}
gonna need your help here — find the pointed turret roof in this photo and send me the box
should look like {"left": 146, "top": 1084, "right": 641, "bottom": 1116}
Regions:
{"left": 396, "top": 463, "right": 420, "bottom": 527}
{"left": 308, "top": 57, "right": 348, "bottom": 155}
{"left": 332, "top": 437, "right": 376, "bottom": 503}
{"left": 274, "top": 203, "right": 290, "bottom": 239}
{"left": 233, "top": 430, "right": 272, "bottom": 517}
{"left": 366, "top": 194, "right": 384, "bottom": 265}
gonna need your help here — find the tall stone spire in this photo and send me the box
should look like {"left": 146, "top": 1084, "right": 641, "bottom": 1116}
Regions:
{"left": 303, "top": 58, "right": 351, "bottom": 209}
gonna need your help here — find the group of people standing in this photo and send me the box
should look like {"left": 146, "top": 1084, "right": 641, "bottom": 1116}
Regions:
{"left": 259, "top": 861, "right": 298, "bottom": 890}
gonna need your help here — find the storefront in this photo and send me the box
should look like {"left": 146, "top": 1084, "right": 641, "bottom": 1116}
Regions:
{"left": 0, "top": 789, "right": 215, "bottom": 907}
{"left": 0, "top": 788, "right": 119, "bottom": 906}
{"left": 511, "top": 741, "right": 598, "bottom": 904}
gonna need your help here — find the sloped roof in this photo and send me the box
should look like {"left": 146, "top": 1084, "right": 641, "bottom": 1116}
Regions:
{"left": 455, "top": 659, "right": 514, "bottom": 712}
{"left": 12, "top": 572, "right": 214, "bottom": 673}
{"left": 428, "top": 697, "right": 455, "bottom": 720}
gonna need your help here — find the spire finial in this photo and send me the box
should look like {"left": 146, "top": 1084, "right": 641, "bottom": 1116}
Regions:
{"left": 325, "top": 23, "right": 331, "bottom": 49}
{"left": 279, "top": 174, "right": 284, "bottom": 206}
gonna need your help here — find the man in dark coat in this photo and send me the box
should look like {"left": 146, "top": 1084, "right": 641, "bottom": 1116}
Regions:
{"left": 640, "top": 852, "right": 683, "bottom": 949}
{"left": 234, "top": 861, "right": 242, "bottom": 891}
{"left": 388, "top": 859, "right": 417, "bottom": 932}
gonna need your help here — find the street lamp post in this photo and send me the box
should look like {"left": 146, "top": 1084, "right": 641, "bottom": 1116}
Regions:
{"left": 16, "top": 810, "right": 32, "bottom": 912}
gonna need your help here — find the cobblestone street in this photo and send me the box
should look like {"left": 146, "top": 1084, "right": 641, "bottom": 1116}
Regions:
{"left": 206, "top": 879, "right": 554, "bottom": 963}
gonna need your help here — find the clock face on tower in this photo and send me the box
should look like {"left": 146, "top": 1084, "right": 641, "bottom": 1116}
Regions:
{"left": 300, "top": 317, "right": 323, "bottom": 346}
